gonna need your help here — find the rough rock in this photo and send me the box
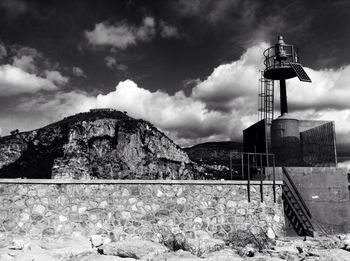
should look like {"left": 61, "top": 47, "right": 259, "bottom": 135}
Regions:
{"left": 184, "top": 141, "right": 242, "bottom": 166}
{"left": 238, "top": 243, "right": 256, "bottom": 257}
{"left": 12, "top": 242, "right": 56, "bottom": 261}
{"left": 67, "top": 253, "right": 137, "bottom": 261}
{"left": 184, "top": 230, "right": 225, "bottom": 256}
{"left": 150, "top": 249, "right": 202, "bottom": 261}
{"left": 0, "top": 253, "right": 13, "bottom": 261}
{"left": 0, "top": 109, "right": 201, "bottom": 179}
{"left": 310, "top": 249, "right": 350, "bottom": 261}
{"left": 8, "top": 239, "right": 24, "bottom": 250}
{"left": 38, "top": 237, "right": 95, "bottom": 259}
{"left": 203, "top": 248, "right": 243, "bottom": 261}
{"left": 184, "top": 141, "right": 245, "bottom": 180}
{"left": 101, "top": 239, "right": 168, "bottom": 259}
{"left": 90, "top": 235, "right": 111, "bottom": 248}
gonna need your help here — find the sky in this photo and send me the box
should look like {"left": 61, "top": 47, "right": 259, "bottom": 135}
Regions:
{"left": 1, "top": 0, "right": 350, "bottom": 154}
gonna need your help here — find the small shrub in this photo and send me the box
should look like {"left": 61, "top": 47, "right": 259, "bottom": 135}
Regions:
{"left": 228, "top": 228, "right": 272, "bottom": 253}
{"left": 155, "top": 226, "right": 188, "bottom": 251}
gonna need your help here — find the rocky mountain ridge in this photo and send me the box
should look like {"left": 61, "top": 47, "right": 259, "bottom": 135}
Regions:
{"left": 185, "top": 141, "right": 243, "bottom": 166}
{"left": 0, "top": 109, "right": 200, "bottom": 179}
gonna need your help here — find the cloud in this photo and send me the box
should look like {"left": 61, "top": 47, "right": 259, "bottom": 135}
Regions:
{"left": 12, "top": 55, "right": 36, "bottom": 73}
{"left": 192, "top": 42, "right": 268, "bottom": 112}
{"left": 0, "top": 42, "right": 69, "bottom": 96}
{"left": 104, "top": 56, "right": 128, "bottom": 72}
{"left": 116, "top": 64, "right": 128, "bottom": 72}
{"left": 173, "top": 0, "right": 257, "bottom": 25}
{"left": 0, "top": 43, "right": 269, "bottom": 145}
{"left": 13, "top": 46, "right": 42, "bottom": 58}
{"left": 10, "top": 46, "right": 43, "bottom": 74}
{"left": 17, "top": 80, "right": 240, "bottom": 145}
{"left": 7, "top": 41, "right": 350, "bottom": 151}
{"left": 0, "top": 0, "right": 28, "bottom": 18}
{"left": 44, "top": 70, "right": 69, "bottom": 86}
{"left": 72, "top": 66, "right": 86, "bottom": 78}
{"left": 105, "top": 56, "right": 116, "bottom": 68}
{"left": 159, "top": 21, "right": 180, "bottom": 38}
{"left": 286, "top": 66, "right": 350, "bottom": 111}
{"left": 0, "top": 43, "right": 7, "bottom": 59}
{"left": 0, "top": 65, "right": 57, "bottom": 96}
{"left": 85, "top": 17, "right": 156, "bottom": 50}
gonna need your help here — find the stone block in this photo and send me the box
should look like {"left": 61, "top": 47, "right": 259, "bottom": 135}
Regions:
{"left": 156, "top": 189, "right": 164, "bottom": 197}
{"left": 59, "top": 215, "right": 68, "bottom": 222}
{"left": 0, "top": 210, "right": 7, "bottom": 220}
{"left": 31, "top": 213, "right": 43, "bottom": 222}
{"left": 155, "top": 209, "right": 170, "bottom": 217}
{"left": 194, "top": 217, "right": 203, "bottom": 223}
{"left": 99, "top": 201, "right": 108, "bottom": 208}
{"left": 42, "top": 227, "right": 55, "bottom": 237}
{"left": 102, "top": 239, "right": 168, "bottom": 260}
{"left": 236, "top": 208, "right": 246, "bottom": 215}
{"left": 122, "top": 188, "right": 130, "bottom": 197}
{"left": 176, "top": 197, "right": 186, "bottom": 205}
{"left": 121, "top": 211, "right": 131, "bottom": 219}
{"left": 128, "top": 198, "right": 137, "bottom": 204}
{"left": 226, "top": 200, "right": 237, "bottom": 209}
{"left": 25, "top": 198, "right": 36, "bottom": 206}
{"left": 14, "top": 199, "right": 26, "bottom": 208}
{"left": 78, "top": 207, "right": 87, "bottom": 214}
{"left": 3, "top": 219, "right": 17, "bottom": 231}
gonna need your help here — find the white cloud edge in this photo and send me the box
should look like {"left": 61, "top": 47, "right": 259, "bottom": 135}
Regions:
{"left": 4, "top": 41, "right": 350, "bottom": 149}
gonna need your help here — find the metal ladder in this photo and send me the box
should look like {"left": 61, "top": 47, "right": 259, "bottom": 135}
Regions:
{"left": 282, "top": 167, "right": 314, "bottom": 236}
{"left": 258, "top": 71, "right": 274, "bottom": 124}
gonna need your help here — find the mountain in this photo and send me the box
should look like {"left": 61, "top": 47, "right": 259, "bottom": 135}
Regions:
{"left": 184, "top": 141, "right": 243, "bottom": 166}
{"left": 0, "top": 109, "right": 200, "bottom": 180}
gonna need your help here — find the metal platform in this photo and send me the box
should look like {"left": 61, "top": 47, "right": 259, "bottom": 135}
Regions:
{"left": 263, "top": 66, "right": 297, "bottom": 80}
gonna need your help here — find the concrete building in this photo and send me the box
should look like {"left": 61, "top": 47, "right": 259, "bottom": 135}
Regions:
{"left": 242, "top": 36, "right": 348, "bottom": 236}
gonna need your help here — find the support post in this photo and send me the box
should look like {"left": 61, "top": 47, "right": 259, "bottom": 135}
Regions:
{"left": 247, "top": 154, "right": 251, "bottom": 202}
{"left": 280, "top": 79, "right": 288, "bottom": 115}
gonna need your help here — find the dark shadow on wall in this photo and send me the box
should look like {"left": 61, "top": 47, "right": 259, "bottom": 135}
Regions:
{"left": 0, "top": 136, "right": 67, "bottom": 179}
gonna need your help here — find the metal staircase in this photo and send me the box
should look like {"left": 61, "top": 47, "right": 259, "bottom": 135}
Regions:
{"left": 282, "top": 167, "right": 315, "bottom": 236}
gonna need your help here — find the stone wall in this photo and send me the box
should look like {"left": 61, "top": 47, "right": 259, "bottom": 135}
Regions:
{"left": 0, "top": 180, "right": 284, "bottom": 242}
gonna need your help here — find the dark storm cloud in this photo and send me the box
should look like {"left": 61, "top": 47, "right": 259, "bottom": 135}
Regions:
{"left": 1, "top": 0, "right": 350, "bottom": 150}
{"left": 0, "top": 0, "right": 29, "bottom": 18}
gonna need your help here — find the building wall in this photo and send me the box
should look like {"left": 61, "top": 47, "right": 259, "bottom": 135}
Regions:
{"left": 299, "top": 120, "right": 330, "bottom": 132}
{"left": 283, "top": 167, "right": 350, "bottom": 235}
{"left": 300, "top": 121, "right": 337, "bottom": 167}
{"left": 0, "top": 180, "right": 284, "bottom": 241}
{"left": 243, "top": 119, "right": 268, "bottom": 153}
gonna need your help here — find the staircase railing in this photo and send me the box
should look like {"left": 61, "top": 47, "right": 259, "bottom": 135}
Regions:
{"left": 282, "top": 167, "right": 314, "bottom": 236}
{"left": 282, "top": 167, "right": 312, "bottom": 218}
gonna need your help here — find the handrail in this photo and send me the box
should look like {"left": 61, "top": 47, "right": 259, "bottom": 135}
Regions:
{"left": 282, "top": 167, "right": 312, "bottom": 218}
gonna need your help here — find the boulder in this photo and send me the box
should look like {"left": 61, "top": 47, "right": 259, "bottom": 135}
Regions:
{"left": 150, "top": 250, "right": 202, "bottom": 261}
{"left": 184, "top": 230, "right": 225, "bottom": 256}
{"left": 12, "top": 243, "right": 55, "bottom": 261}
{"left": 0, "top": 253, "right": 13, "bottom": 261}
{"left": 238, "top": 243, "right": 256, "bottom": 257}
{"left": 101, "top": 239, "right": 168, "bottom": 260}
{"left": 38, "top": 237, "right": 95, "bottom": 260}
{"left": 309, "top": 249, "right": 350, "bottom": 261}
{"left": 8, "top": 239, "right": 24, "bottom": 250}
{"left": 203, "top": 248, "right": 243, "bottom": 261}
{"left": 67, "top": 253, "right": 137, "bottom": 261}
{"left": 90, "top": 235, "right": 111, "bottom": 248}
